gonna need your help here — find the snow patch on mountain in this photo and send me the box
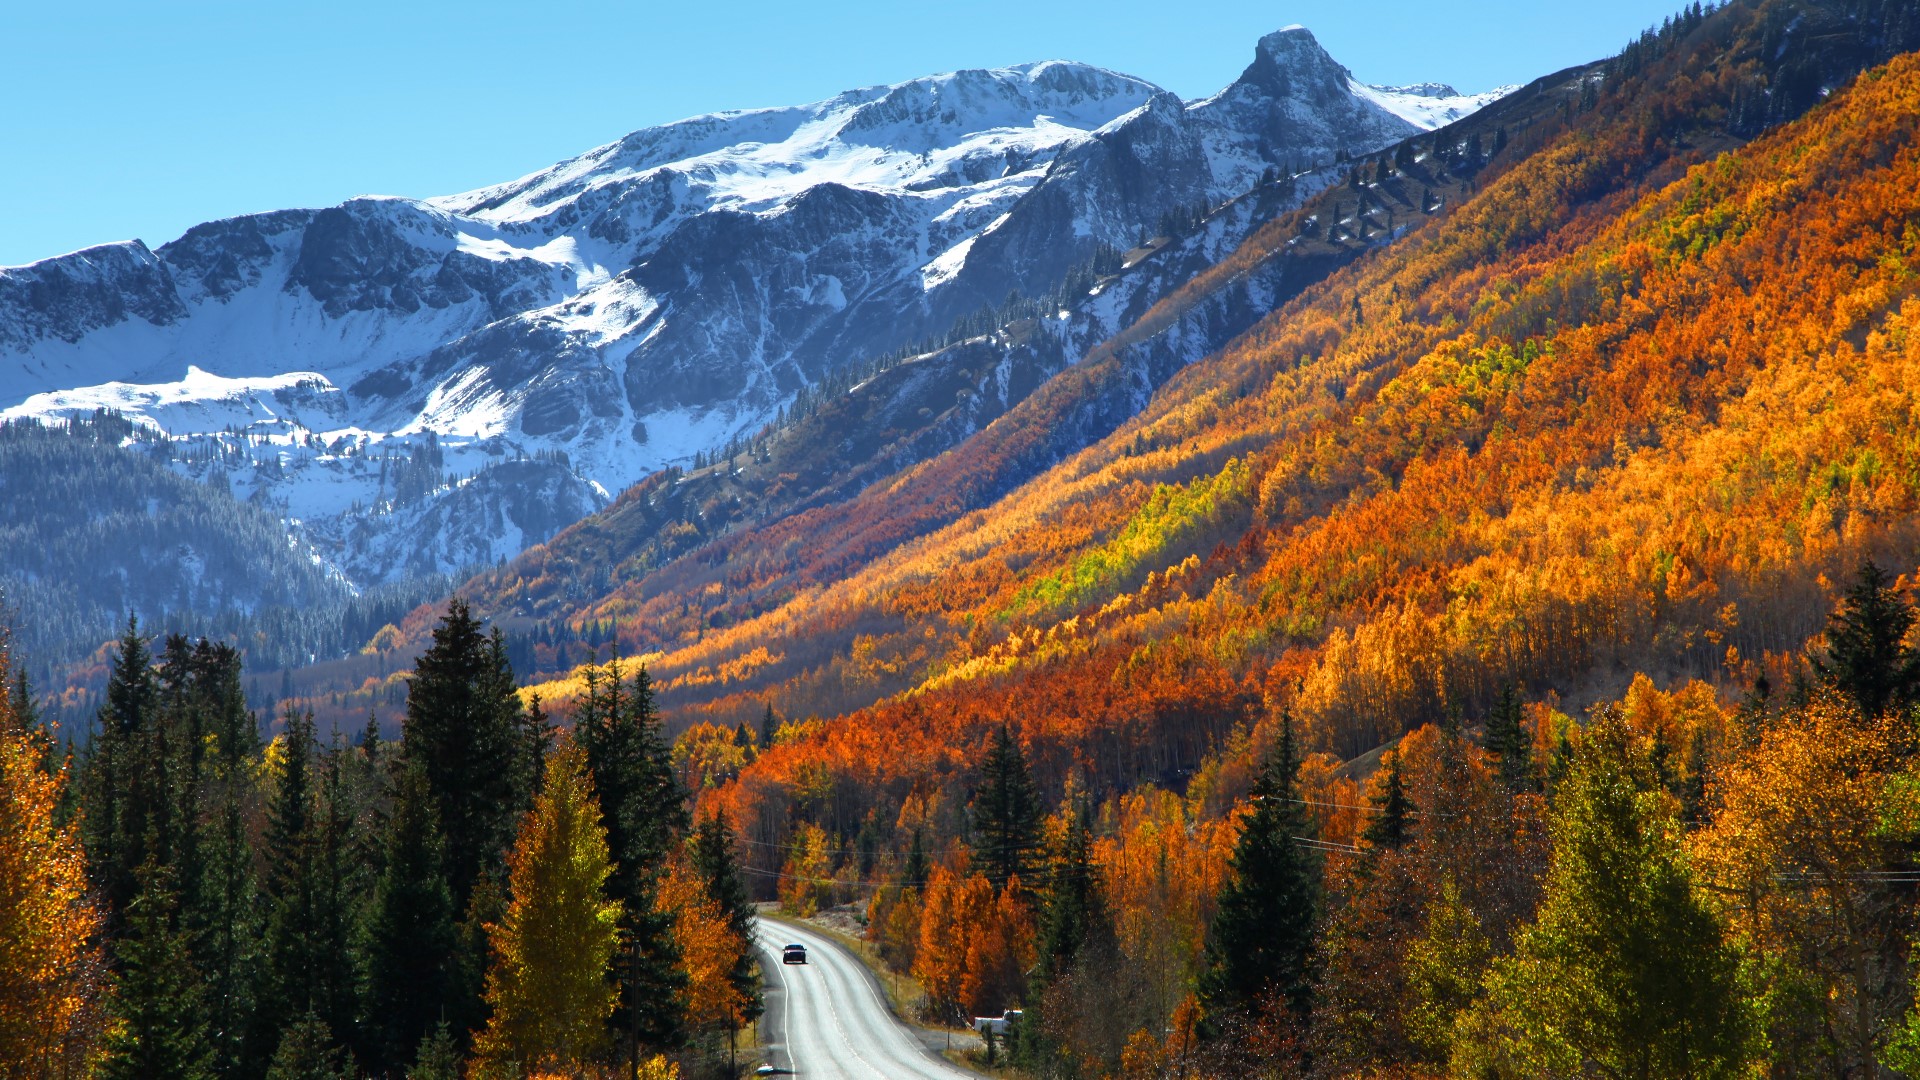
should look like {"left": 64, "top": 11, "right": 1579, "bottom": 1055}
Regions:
{"left": 0, "top": 26, "right": 1495, "bottom": 591}
{"left": 1356, "top": 81, "right": 1522, "bottom": 129}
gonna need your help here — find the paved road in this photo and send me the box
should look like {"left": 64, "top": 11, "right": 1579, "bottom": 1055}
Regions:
{"left": 754, "top": 919, "right": 978, "bottom": 1080}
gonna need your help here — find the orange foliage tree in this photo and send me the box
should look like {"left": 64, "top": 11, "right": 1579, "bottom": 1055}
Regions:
{"left": 0, "top": 666, "right": 105, "bottom": 1075}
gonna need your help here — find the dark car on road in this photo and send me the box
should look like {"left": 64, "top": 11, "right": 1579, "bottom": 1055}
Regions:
{"left": 782, "top": 943, "right": 808, "bottom": 965}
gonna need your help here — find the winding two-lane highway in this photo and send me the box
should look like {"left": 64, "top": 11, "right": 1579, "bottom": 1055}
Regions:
{"left": 753, "top": 920, "right": 978, "bottom": 1080}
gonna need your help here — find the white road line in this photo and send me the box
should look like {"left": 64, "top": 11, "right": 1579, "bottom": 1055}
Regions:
{"left": 754, "top": 921, "right": 978, "bottom": 1080}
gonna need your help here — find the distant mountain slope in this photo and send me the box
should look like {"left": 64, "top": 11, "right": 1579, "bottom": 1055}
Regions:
{"left": 0, "top": 27, "right": 1476, "bottom": 593}
{"left": 471, "top": 0, "right": 1920, "bottom": 769}
{"left": 0, "top": 414, "right": 446, "bottom": 692}
{"left": 447, "top": 59, "right": 1601, "bottom": 676}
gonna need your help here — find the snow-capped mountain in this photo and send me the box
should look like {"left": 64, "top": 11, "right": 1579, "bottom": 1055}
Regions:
{"left": 0, "top": 26, "right": 1507, "bottom": 592}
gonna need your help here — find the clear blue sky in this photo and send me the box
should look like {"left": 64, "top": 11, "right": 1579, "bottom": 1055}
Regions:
{"left": 2, "top": 0, "right": 1691, "bottom": 267}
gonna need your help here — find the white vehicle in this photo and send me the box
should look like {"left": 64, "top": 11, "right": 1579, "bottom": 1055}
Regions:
{"left": 972, "top": 1009, "right": 1023, "bottom": 1036}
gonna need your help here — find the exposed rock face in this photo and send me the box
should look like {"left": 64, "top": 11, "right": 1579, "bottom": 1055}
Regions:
{"left": 0, "top": 27, "right": 1482, "bottom": 587}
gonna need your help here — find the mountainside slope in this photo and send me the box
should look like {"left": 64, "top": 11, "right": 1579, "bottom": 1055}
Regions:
{"left": 446, "top": 62, "right": 1596, "bottom": 679}
{"left": 1, "top": 29, "right": 1460, "bottom": 596}
{"left": 0, "top": 414, "right": 449, "bottom": 692}
{"left": 484, "top": 0, "right": 1920, "bottom": 786}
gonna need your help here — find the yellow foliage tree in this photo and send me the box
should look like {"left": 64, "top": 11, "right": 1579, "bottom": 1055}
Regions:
{"left": 0, "top": 668, "right": 105, "bottom": 1075}
{"left": 474, "top": 740, "right": 624, "bottom": 1077}
{"left": 778, "top": 823, "right": 833, "bottom": 916}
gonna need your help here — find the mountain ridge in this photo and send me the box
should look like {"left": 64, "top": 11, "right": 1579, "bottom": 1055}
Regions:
{"left": 1, "top": 25, "right": 1497, "bottom": 686}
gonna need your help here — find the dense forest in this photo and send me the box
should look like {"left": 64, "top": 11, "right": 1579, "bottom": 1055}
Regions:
{"left": 0, "top": 602, "right": 759, "bottom": 1079}
{"left": 0, "top": 412, "right": 459, "bottom": 712}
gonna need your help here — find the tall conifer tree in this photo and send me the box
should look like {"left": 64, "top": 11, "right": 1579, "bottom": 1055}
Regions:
{"left": 83, "top": 617, "right": 159, "bottom": 927}
{"left": 1484, "top": 682, "right": 1533, "bottom": 793}
{"left": 1035, "top": 804, "right": 1107, "bottom": 983}
{"left": 1817, "top": 559, "right": 1920, "bottom": 718}
{"left": 972, "top": 725, "right": 1042, "bottom": 893}
{"left": 363, "top": 763, "right": 459, "bottom": 1075}
{"left": 577, "top": 659, "right": 690, "bottom": 1063}
{"left": 688, "top": 810, "right": 762, "bottom": 1028}
{"left": 258, "top": 709, "right": 324, "bottom": 1059}
{"left": 402, "top": 599, "right": 527, "bottom": 909}
{"left": 1465, "top": 710, "right": 1759, "bottom": 1075}
{"left": 1362, "top": 748, "right": 1413, "bottom": 851}
{"left": 100, "top": 866, "right": 215, "bottom": 1080}
{"left": 1199, "top": 713, "right": 1321, "bottom": 1024}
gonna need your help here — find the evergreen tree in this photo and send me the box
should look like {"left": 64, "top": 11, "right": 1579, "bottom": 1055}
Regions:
{"left": 363, "top": 763, "right": 460, "bottom": 1076}
{"left": 402, "top": 599, "right": 527, "bottom": 909}
{"left": 10, "top": 667, "right": 57, "bottom": 780}
{"left": 82, "top": 616, "right": 160, "bottom": 926}
{"left": 1199, "top": 712, "right": 1321, "bottom": 1024}
{"left": 100, "top": 866, "right": 215, "bottom": 1080}
{"left": 1816, "top": 559, "right": 1919, "bottom": 719}
{"left": 759, "top": 703, "right": 779, "bottom": 749}
{"left": 520, "top": 693, "right": 555, "bottom": 800}
{"left": 155, "top": 636, "right": 210, "bottom": 931}
{"left": 360, "top": 711, "right": 381, "bottom": 758}
{"left": 191, "top": 642, "right": 261, "bottom": 1080}
{"left": 264, "top": 1011, "right": 350, "bottom": 1080}
{"left": 1034, "top": 804, "right": 1107, "bottom": 983}
{"left": 1735, "top": 672, "right": 1773, "bottom": 748}
{"left": 1484, "top": 681, "right": 1533, "bottom": 793}
{"left": 1462, "top": 710, "right": 1760, "bottom": 1077}
{"left": 901, "top": 828, "right": 929, "bottom": 889}
{"left": 258, "top": 708, "right": 320, "bottom": 1053}
{"left": 308, "top": 740, "right": 361, "bottom": 1058}
{"left": 688, "top": 809, "right": 763, "bottom": 1027}
{"left": 576, "top": 658, "right": 690, "bottom": 1061}
{"left": 474, "top": 741, "right": 623, "bottom": 1075}
{"left": 254, "top": 714, "right": 360, "bottom": 1063}
{"left": 1362, "top": 748, "right": 1412, "bottom": 850}
{"left": 972, "top": 725, "right": 1042, "bottom": 893}
{"left": 406, "top": 1023, "right": 460, "bottom": 1080}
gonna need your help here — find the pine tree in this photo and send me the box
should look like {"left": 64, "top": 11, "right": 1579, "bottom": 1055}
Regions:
{"left": 155, "top": 635, "right": 210, "bottom": 932}
{"left": 1816, "top": 559, "right": 1919, "bottom": 719}
{"left": 972, "top": 725, "right": 1042, "bottom": 893}
{"left": 577, "top": 658, "right": 690, "bottom": 1061}
{"left": 100, "top": 866, "right": 215, "bottom": 1080}
{"left": 363, "top": 763, "right": 460, "bottom": 1076}
{"left": 901, "top": 828, "right": 930, "bottom": 889}
{"left": 258, "top": 708, "right": 320, "bottom": 1052}
{"left": 264, "top": 1011, "right": 349, "bottom": 1080}
{"left": 308, "top": 740, "right": 361, "bottom": 1059}
{"left": 1462, "top": 710, "right": 1760, "bottom": 1077}
{"left": 1361, "top": 748, "right": 1412, "bottom": 850}
{"left": 759, "top": 703, "right": 779, "bottom": 749}
{"left": 1199, "top": 712, "right": 1321, "bottom": 1024}
{"left": 191, "top": 641, "right": 260, "bottom": 1080}
{"left": 1034, "top": 804, "right": 1107, "bottom": 983}
{"left": 520, "top": 693, "right": 555, "bottom": 800}
{"left": 474, "top": 741, "right": 624, "bottom": 1075}
{"left": 405, "top": 1022, "right": 459, "bottom": 1080}
{"left": 688, "top": 809, "right": 762, "bottom": 1027}
{"left": 82, "top": 616, "right": 160, "bottom": 926}
{"left": 403, "top": 599, "right": 528, "bottom": 909}
{"left": 1484, "top": 681, "right": 1533, "bottom": 793}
